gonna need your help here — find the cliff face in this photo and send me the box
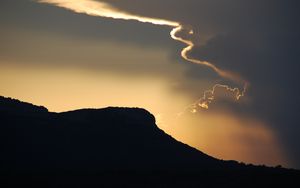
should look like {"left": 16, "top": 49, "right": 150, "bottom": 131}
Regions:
{"left": 0, "top": 96, "right": 299, "bottom": 188}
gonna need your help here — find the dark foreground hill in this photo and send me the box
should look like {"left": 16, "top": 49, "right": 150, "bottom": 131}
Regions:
{"left": 0, "top": 96, "right": 299, "bottom": 187}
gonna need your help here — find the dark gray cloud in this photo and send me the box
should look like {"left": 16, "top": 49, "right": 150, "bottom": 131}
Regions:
{"left": 0, "top": 0, "right": 174, "bottom": 47}
{"left": 0, "top": 0, "right": 190, "bottom": 79}
{"left": 188, "top": 1, "right": 300, "bottom": 167}
{"left": 102, "top": 0, "right": 300, "bottom": 167}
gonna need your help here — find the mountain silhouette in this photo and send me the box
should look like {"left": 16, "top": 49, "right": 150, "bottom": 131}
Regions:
{"left": 0, "top": 96, "right": 299, "bottom": 187}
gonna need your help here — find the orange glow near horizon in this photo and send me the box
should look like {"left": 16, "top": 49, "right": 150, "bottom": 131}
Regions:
{"left": 169, "top": 111, "right": 288, "bottom": 167}
{"left": 0, "top": 63, "right": 288, "bottom": 167}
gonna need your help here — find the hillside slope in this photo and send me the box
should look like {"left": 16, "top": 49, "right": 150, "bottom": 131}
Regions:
{"left": 0, "top": 96, "right": 299, "bottom": 187}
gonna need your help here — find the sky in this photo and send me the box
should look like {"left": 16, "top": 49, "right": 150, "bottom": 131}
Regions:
{"left": 0, "top": 0, "right": 299, "bottom": 168}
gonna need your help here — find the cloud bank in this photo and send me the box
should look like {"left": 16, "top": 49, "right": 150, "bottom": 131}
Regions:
{"left": 37, "top": 0, "right": 248, "bottom": 110}
{"left": 66, "top": 0, "right": 300, "bottom": 167}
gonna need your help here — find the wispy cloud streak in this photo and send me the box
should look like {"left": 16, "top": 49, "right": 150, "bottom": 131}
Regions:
{"left": 37, "top": 0, "right": 248, "bottom": 110}
{"left": 38, "top": 0, "right": 179, "bottom": 26}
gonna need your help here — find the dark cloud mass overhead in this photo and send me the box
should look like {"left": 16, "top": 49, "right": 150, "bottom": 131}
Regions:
{"left": 103, "top": 0, "right": 300, "bottom": 167}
